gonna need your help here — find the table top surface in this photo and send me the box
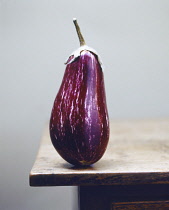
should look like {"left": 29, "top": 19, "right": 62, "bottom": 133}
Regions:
{"left": 30, "top": 119, "right": 169, "bottom": 186}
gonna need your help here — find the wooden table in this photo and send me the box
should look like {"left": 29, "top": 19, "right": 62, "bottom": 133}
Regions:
{"left": 30, "top": 119, "right": 169, "bottom": 210}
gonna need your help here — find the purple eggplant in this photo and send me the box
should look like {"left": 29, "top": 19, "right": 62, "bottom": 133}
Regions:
{"left": 49, "top": 19, "right": 109, "bottom": 166}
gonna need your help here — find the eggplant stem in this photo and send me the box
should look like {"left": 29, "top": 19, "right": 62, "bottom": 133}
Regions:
{"left": 73, "top": 18, "right": 86, "bottom": 46}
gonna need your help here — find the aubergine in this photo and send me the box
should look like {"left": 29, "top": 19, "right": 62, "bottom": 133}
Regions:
{"left": 49, "top": 19, "right": 109, "bottom": 166}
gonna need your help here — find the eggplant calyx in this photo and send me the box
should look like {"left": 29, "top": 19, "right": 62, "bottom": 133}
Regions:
{"left": 65, "top": 45, "right": 102, "bottom": 67}
{"left": 64, "top": 18, "right": 104, "bottom": 70}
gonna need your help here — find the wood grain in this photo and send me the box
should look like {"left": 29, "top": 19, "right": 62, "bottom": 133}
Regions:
{"left": 112, "top": 201, "right": 169, "bottom": 210}
{"left": 30, "top": 119, "right": 169, "bottom": 186}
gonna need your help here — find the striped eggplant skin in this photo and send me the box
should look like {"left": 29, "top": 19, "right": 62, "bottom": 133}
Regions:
{"left": 50, "top": 50, "right": 109, "bottom": 166}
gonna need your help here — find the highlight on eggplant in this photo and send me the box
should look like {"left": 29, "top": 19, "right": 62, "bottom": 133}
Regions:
{"left": 49, "top": 18, "right": 109, "bottom": 166}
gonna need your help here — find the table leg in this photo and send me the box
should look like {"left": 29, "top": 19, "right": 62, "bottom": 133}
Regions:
{"left": 78, "top": 186, "right": 111, "bottom": 210}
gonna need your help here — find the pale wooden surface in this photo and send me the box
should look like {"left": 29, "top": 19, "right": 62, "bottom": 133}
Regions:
{"left": 30, "top": 119, "right": 169, "bottom": 186}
